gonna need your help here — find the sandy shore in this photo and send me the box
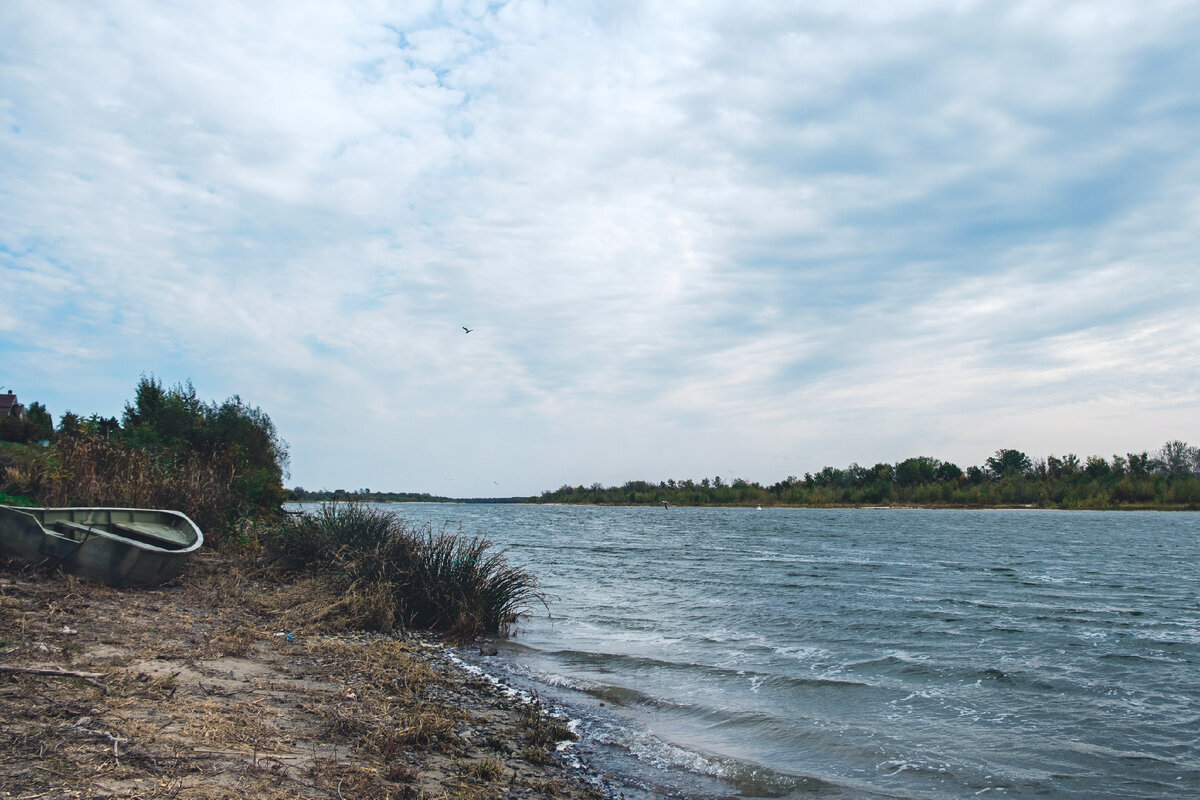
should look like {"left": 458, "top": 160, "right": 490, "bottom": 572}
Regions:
{"left": 0, "top": 552, "right": 608, "bottom": 800}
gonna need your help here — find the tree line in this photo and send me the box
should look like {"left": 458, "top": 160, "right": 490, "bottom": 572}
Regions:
{"left": 288, "top": 487, "right": 454, "bottom": 504}
{"left": 534, "top": 442, "right": 1200, "bottom": 509}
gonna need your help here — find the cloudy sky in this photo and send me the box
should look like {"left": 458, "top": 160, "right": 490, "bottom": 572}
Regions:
{"left": 3, "top": 1, "right": 1198, "bottom": 497}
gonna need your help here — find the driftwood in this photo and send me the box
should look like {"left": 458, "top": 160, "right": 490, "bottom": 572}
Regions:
{"left": 0, "top": 664, "right": 110, "bottom": 694}
{"left": 0, "top": 665, "right": 105, "bottom": 679}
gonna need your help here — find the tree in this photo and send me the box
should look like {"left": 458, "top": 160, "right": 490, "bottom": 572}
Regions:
{"left": 0, "top": 397, "right": 52, "bottom": 443}
{"left": 985, "top": 449, "right": 1032, "bottom": 479}
{"left": 82, "top": 414, "right": 120, "bottom": 440}
{"left": 896, "top": 457, "right": 938, "bottom": 487}
{"left": 1084, "top": 456, "right": 1111, "bottom": 480}
{"left": 1127, "top": 452, "right": 1151, "bottom": 479}
{"left": 25, "top": 402, "right": 53, "bottom": 440}
{"left": 57, "top": 410, "right": 82, "bottom": 437}
{"left": 812, "top": 466, "right": 846, "bottom": 487}
{"left": 1156, "top": 440, "right": 1196, "bottom": 478}
{"left": 122, "top": 376, "right": 205, "bottom": 450}
{"left": 936, "top": 461, "right": 963, "bottom": 482}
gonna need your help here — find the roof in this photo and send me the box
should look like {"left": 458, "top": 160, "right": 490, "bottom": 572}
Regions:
{"left": 0, "top": 391, "right": 23, "bottom": 418}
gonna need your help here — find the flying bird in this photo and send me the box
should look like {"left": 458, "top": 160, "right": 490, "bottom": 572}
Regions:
{"left": 462, "top": 326, "right": 474, "bottom": 333}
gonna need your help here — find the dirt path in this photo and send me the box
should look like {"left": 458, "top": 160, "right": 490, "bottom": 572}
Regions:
{"left": 0, "top": 552, "right": 606, "bottom": 800}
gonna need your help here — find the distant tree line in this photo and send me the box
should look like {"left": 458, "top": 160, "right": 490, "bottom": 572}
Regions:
{"left": 535, "top": 442, "right": 1200, "bottom": 509}
{"left": 288, "top": 487, "right": 454, "bottom": 504}
{"left": 286, "top": 488, "right": 530, "bottom": 504}
{"left": 1, "top": 377, "right": 290, "bottom": 543}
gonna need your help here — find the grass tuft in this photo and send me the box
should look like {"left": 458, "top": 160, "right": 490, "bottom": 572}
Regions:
{"left": 262, "top": 503, "right": 545, "bottom": 637}
{"left": 466, "top": 755, "right": 505, "bottom": 781}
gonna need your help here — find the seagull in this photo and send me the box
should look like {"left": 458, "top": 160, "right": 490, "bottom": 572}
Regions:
{"left": 462, "top": 326, "right": 474, "bottom": 333}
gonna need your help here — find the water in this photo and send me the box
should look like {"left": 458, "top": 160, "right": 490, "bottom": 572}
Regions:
{"left": 374, "top": 505, "right": 1200, "bottom": 798}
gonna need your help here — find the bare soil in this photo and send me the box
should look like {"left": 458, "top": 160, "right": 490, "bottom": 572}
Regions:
{"left": 0, "top": 552, "right": 606, "bottom": 800}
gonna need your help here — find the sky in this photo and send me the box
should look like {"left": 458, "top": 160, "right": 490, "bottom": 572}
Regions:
{"left": 2, "top": 1, "right": 1199, "bottom": 498}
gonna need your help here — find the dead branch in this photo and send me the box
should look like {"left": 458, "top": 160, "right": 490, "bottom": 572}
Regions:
{"left": 0, "top": 664, "right": 105, "bottom": 679}
{"left": 0, "top": 664, "right": 110, "bottom": 694}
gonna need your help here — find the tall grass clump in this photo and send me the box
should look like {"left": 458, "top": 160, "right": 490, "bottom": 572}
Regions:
{"left": 264, "top": 503, "right": 544, "bottom": 636}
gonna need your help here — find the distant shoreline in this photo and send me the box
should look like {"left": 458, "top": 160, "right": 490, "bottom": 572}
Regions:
{"left": 286, "top": 499, "right": 1196, "bottom": 512}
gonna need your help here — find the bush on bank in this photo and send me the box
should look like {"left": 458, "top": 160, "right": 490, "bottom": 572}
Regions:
{"left": 261, "top": 503, "right": 544, "bottom": 637}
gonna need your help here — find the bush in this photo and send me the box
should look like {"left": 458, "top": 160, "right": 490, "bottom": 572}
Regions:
{"left": 0, "top": 416, "right": 44, "bottom": 444}
{"left": 121, "top": 377, "right": 289, "bottom": 515}
{"left": 263, "top": 503, "right": 544, "bottom": 636}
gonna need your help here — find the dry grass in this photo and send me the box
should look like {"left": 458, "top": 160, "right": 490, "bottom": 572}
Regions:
{"left": 466, "top": 755, "right": 506, "bottom": 781}
{"left": 5, "top": 437, "right": 257, "bottom": 548}
{"left": 0, "top": 551, "right": 605, "bottom": 800}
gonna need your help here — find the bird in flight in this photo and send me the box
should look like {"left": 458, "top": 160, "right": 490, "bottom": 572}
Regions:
{"left": 462, "top": 326, "right": 474, "bottom": 333}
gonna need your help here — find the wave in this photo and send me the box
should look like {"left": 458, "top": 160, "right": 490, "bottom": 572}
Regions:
{"left": 538, "top": 647, "right": 872, "bottom": 689}
{"left": 583, "top": 717, "right": 837, "bottom": 798}
{"left": 844, "top": 652, "right": 937, "bottom": 675}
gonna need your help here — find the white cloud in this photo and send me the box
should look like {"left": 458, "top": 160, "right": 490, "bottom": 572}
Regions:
{"left": 3, "top": 0, "right": 1199, "bottom": 494}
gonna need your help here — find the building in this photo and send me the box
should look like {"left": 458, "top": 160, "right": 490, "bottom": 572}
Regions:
{"left": 0, "top": 390, "right": 25, "bottom": 419}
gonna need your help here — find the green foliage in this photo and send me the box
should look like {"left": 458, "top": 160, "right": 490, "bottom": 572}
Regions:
{"left": 1158, "top": 440, "right": 1200, "bottom": 479}
{"left": 0, "top": 490, "right": 36, "bottom": 506}
{"left": 0, "top": 396, "right": 52, "bottom": 444}
{"left": 116, "top": 376, "right": 290, "bottom": 516}
{"left": 0, "top": 416, "right": 42, "bottom": 444}
{"left": 24, "top": 402, "right": 52, "bottom": 440}
{"left": 81, "top": 414, "right": 120, "bottom": 439}
{"left": 121, "top": 378, "right": 288, "bottom": 495}
{"left": 121, "top": 377, "right": 205, "bottom": 448}
{"left": 56, "top": 410, "right": 82, "bottom": 437}
{"left": 896, "top": 457, "right": 938, "bottom": 487}
{"left": 986, "top": 448, "right": 1033, "bottom": 479}
{"left": 5, "top": 376, "right": 289, "bottom": 544}
{"left": 263, "top": 503, "right": 544, "bottom": 636}
{"left": 1085, "top": 456, "right": 1111, "bottom": 480}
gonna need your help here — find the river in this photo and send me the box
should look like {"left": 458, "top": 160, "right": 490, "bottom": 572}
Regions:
{"left": 366, "top": 504, "right": 1200, "bottom": 799}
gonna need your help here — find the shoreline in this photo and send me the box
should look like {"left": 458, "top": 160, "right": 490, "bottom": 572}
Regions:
{"left": 374, "top": 500, "right": 1196, "bottom": 512}
{"left": 0, "top": 552, "right": 608, "bottom": 800}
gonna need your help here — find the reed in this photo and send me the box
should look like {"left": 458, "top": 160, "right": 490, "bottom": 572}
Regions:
{"left": 263, "top": 503, "right": 544, "bottom": 637}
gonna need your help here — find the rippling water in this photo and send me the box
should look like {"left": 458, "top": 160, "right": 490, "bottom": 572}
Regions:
{"left": 380, "top": 505, "right": 1200, "bottom": 799}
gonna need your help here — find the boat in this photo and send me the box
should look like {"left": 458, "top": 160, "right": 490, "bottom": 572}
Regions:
{"left": 0, "top": 506, "right": 204, "bottom": 587}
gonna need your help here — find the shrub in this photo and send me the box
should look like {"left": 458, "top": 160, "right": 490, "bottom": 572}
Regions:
{"left": 0, "top": 416, "right": 45, "bottom": 444}
{"left": 263, "top": 503, "right": 544, "bottom": 636}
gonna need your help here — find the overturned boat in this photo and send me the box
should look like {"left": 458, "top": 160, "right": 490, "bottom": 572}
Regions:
{"left": 0, "top": 506, "right": 203, "bottom": 587}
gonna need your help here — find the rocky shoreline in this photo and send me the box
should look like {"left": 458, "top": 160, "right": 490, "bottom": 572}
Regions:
{"left": 0, "top": 552, "right": 609, "bottom": 800}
